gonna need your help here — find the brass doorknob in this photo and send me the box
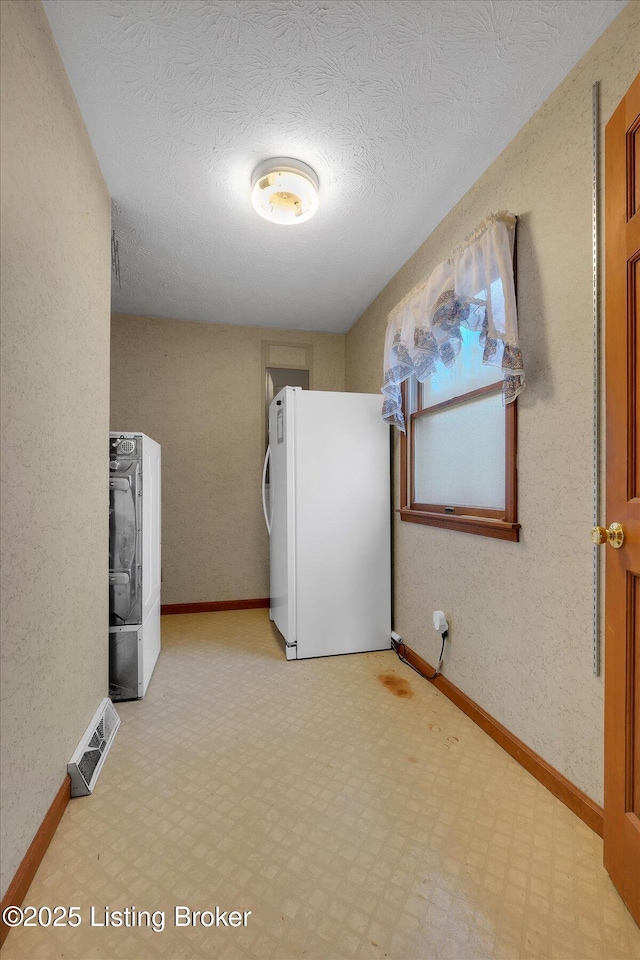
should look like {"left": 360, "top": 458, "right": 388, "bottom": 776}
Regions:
{"left": 591, "top": 522, "right": 625, "bottom": 548}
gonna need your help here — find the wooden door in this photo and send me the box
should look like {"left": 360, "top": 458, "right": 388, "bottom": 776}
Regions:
{"left": 604, "top": 72, "right": 640, "bottom": 924}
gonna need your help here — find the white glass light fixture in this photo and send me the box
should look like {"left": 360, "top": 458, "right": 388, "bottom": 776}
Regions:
{"left": 251, "top": 157, "right": 319, "bottom": 225}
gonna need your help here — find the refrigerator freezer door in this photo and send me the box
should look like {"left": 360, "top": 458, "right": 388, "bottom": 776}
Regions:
{"left": 294, "top": 391, "right": 391, "bottom": 659}
{"left": 269, "top": 390, "right": 297, "bottom": 649}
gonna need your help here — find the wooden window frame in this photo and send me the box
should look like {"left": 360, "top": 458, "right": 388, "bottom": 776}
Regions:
{"left": 399, "top": 377, "right": 520, "bottom": 542}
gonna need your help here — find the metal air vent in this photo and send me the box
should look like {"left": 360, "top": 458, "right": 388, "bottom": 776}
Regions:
{"left": 68, "top": 698, "right": 120, "bottom": 797}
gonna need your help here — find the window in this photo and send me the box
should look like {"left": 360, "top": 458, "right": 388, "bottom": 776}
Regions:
{"left": 399, "top": 326, "right": 519, "bottom": 541}
{"left": 382, "top": 212, "right": 523, "bottom": 541}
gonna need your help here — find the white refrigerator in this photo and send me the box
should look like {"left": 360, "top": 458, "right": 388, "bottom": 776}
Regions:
{"left": 262, "top": 388, "right": 391, "bottom": 660}
{"left": 109, "top": 432, "right": 161, "bottom": 699}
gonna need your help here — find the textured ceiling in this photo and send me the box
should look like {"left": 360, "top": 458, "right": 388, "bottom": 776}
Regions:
{"left": 44, "top": 0, "right": 623, "bottom": 333}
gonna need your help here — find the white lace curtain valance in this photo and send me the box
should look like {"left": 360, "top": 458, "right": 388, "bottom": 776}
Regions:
{"left": 381, "top": 211, "right": 524, "bottom": 431}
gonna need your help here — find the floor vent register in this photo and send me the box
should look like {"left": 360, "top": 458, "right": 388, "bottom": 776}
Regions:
{"left": 67, "top": 697, "right": 121, "bottom": 797}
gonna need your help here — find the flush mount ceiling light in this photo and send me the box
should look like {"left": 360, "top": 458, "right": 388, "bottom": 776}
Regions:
{"left": 251, "top": 157, "right": 319, "bottom": 225}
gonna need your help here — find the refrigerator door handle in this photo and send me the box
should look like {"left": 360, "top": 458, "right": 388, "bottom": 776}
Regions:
{"left": 262, "top": 444, "right": 271, "bottom": 535}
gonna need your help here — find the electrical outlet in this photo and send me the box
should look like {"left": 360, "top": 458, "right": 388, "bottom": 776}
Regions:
{"left": 433, "top": 610, "right": 448, "bottom": 632}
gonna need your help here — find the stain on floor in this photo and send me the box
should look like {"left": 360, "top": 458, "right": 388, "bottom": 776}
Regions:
{"left": 377, "top": 671, "right": 413, "bottom": 698}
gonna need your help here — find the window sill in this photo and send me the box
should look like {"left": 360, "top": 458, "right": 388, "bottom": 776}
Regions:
{"left": 398, "top": 507, "right": 520, "bottom": 542}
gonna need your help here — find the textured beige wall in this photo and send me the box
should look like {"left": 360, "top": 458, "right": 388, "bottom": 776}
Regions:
{"left": 110, "top": 316, "right": 345, "bottom": 605}
{"left": 346, "top": 3, "right": 639, "bottom": 806}
{"left": 0, "top": 1, "right": 111, "bottom": 897}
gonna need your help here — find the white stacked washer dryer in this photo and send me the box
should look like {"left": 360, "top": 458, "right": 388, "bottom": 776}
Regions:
{"left": 109, "top": 432, "right": 161, "bottom": 700}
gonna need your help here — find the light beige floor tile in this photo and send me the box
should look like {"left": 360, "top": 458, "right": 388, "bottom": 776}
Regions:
{"left": 2, "top": 610, "right": 639, "bottom": 960}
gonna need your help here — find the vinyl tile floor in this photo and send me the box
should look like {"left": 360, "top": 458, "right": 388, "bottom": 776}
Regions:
{"left": 2, "top": 610, "right": 639, "bottom": 960}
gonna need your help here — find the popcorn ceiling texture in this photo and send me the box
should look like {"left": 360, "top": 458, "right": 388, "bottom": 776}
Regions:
{"left": 0, "top": 1, "right": 111, "bottom": 898}
{"left": 43, "top": 0, "right": 623, "bottom": 333}
{"left": 110, "top": 315, "right": 345, "bottom": 606}
{"left": 345, "top": 2, "right": 639, "bottom": 806}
